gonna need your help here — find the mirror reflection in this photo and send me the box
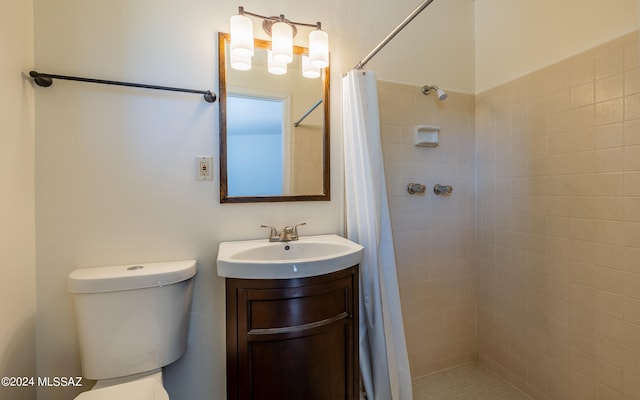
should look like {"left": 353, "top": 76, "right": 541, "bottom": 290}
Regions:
{"left": 218, "top": 33, "right": 330, "bottom": 203}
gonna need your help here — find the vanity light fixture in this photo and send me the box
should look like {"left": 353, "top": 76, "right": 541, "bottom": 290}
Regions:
{"left": 267, "top": 50, "right": 287, "bottom": 75}
{"left": 302, "top": 55, "right": 321, "bottom": 79}
{"left": 308, "top": 28, "right": 329, "bottom": 68}
{"left": 230, "top": 53, "right": 252, "bottom": 71}
{"left": 229, "top": 6, "right": 329, "bottom": 78}
{"left": 229, "top": 10, "right": 254, "bottom": 58}
{"left": 271, "top": 17, "right": 293, "bottom": 64}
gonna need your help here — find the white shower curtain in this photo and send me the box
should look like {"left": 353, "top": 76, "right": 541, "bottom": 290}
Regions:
{"left": 342, "top": 70, "right": 412, "bottom": 400}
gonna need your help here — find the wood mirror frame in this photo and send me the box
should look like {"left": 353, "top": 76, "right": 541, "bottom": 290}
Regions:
{"left": 218, "top": 33, "right": 330, "bottom": 203}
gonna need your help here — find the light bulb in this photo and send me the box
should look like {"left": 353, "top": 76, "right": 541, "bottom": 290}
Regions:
{"left": 308, "top": 27, "right": 328, "bottom": 69}
{"left": 271, "top": 20, "right": 293, "bottom": 64}
{"left": 268, "top": 50, "right": 287, "bottom": 75}
{"left": 302, "top": 55, "right": 320, "bottom": 79}
{"left": 230, "top": 13, "right": 254, "bottom": 58}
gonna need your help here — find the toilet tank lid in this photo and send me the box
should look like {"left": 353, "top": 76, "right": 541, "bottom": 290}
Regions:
{"left": 68, "top": 260, "right": 197, "bottom": 293}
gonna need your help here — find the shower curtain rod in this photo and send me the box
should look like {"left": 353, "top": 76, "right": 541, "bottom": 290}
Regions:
{"left": 294, "top": 99, "right": 323, "bottom": 127}
{"left": 28, "top": 71, "right": 217, "bottom": 103}
{"left": 353, "top": 0, "right": 436, "bottom": 70}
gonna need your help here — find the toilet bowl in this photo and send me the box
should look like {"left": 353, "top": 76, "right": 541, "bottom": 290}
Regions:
{"left": 75, "top": 371, "right": 167, "bottom": 400}
{"left": 68, "top": 260, "right": 197, "bottom": 400}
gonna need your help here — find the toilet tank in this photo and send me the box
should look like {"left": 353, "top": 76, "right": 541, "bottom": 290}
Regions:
{"left": 68, "top": 260, "right": 197, "bottom": 380}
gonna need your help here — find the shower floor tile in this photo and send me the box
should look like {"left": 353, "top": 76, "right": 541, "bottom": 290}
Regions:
{"left": 412, "top": 363, "right": 531, "bottom": 400}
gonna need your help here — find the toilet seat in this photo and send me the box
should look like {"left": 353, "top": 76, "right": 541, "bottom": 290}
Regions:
{"left": 73, "top": 377, "right": 169, "bottom": 400}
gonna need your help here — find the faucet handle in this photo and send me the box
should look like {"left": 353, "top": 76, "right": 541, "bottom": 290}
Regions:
{"left": 292, "top": 222, "right": 307, "bottom": 238}
{"left": 260, "top": 225, "right": 279, "bottom": 241}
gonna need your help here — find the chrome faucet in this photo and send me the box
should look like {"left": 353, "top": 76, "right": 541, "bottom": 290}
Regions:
{"left": 261, "top": 223, "right": 306, "bottom": 242}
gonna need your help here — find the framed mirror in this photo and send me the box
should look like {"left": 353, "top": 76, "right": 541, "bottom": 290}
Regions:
{"left": 218, "top": 33, "right": 330, "bottom": 203}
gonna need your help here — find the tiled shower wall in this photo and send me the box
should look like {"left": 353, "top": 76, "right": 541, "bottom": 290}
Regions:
{"left": 292, "top": 125, "right": 324, "bottom": 195}
{"left": 378, "top": 81, "right": 477, "bottom": 377}
{"left": 477, "top": 31, "right": 640, "bottom": 400}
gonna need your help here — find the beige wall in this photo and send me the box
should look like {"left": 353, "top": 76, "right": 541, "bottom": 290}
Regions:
{"left": 30, "top": 0, "right": 474, "bottom": 399}
{"left": 475, "top": 0, "right": 639, "bottom": 93}
{"left": 378, "top": 81, "right": 477, "bottom": 376}
{"left": 27, "top": 1, "right": 640, "bottom": 399}
{"left": 0, "top": 1, "right": 36, "bottom": 400}
{"left": 370, "top": 0, "right": 476, "bottom": 93}
{"left": 477, "top": 31, "right": 640, "bottom": 399}
{"left": 292, "top": 124, "right": 324, "bottom": 195}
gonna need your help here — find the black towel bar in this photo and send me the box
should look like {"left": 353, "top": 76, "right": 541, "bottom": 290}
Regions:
{"left": 29, "top": 70, "right": 216, "bottom": 103}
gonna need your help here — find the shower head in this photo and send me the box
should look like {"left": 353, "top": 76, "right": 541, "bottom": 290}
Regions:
{"left": 422, "top": 85, "right": 447, "bottom": 101}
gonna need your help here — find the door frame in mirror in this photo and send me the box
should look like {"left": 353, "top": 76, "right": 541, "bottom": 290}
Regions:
{"left": 218, "top": 32, "right": 330, "bottom": 203}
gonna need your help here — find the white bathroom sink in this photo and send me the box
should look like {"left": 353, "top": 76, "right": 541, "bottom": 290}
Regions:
{"left": 217, "top": 234, "right": 364, "bottom": 279}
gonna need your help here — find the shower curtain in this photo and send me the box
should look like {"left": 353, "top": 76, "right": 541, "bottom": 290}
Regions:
{"left": 342, "top": 70, "right": 412, "bottom": 400}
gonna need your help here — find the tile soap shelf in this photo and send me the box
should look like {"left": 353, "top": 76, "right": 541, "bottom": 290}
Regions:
{"left": 414, "top": 125, "right": 439, "bottom": 147}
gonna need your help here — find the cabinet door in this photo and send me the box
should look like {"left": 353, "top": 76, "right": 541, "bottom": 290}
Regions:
{"left": 226, "top": 266, "right": 358, "bottom": 400}
{"left": 245, "top": 318, "right": 350, "bottom": 399}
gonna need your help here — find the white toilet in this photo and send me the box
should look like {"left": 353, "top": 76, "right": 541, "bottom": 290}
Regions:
{"left": 67, "top": 260, "right": 197, "bottom": 400}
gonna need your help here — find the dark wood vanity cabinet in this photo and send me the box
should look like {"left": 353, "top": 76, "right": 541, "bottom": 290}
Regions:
{"left": 225, "top": 266, "right": 359, "bottom": 400}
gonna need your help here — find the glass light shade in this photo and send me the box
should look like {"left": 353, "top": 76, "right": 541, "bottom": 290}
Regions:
{"left": 268, "top": 50, "right": 287, "bottom": 75}
{"left": 230, "top": 14, "right": 254, "bottom": 58}
{"left": 302, "top": 55, "right": 320, "bottom": 79}
{"left": 230, "top": 53, "right": 252, "bottom": 71}
{"left": 309, "top": 29, "right": 329, "bottom": 69}
{"left": 271, "top": 21, "right": 293, "bottom": 64}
